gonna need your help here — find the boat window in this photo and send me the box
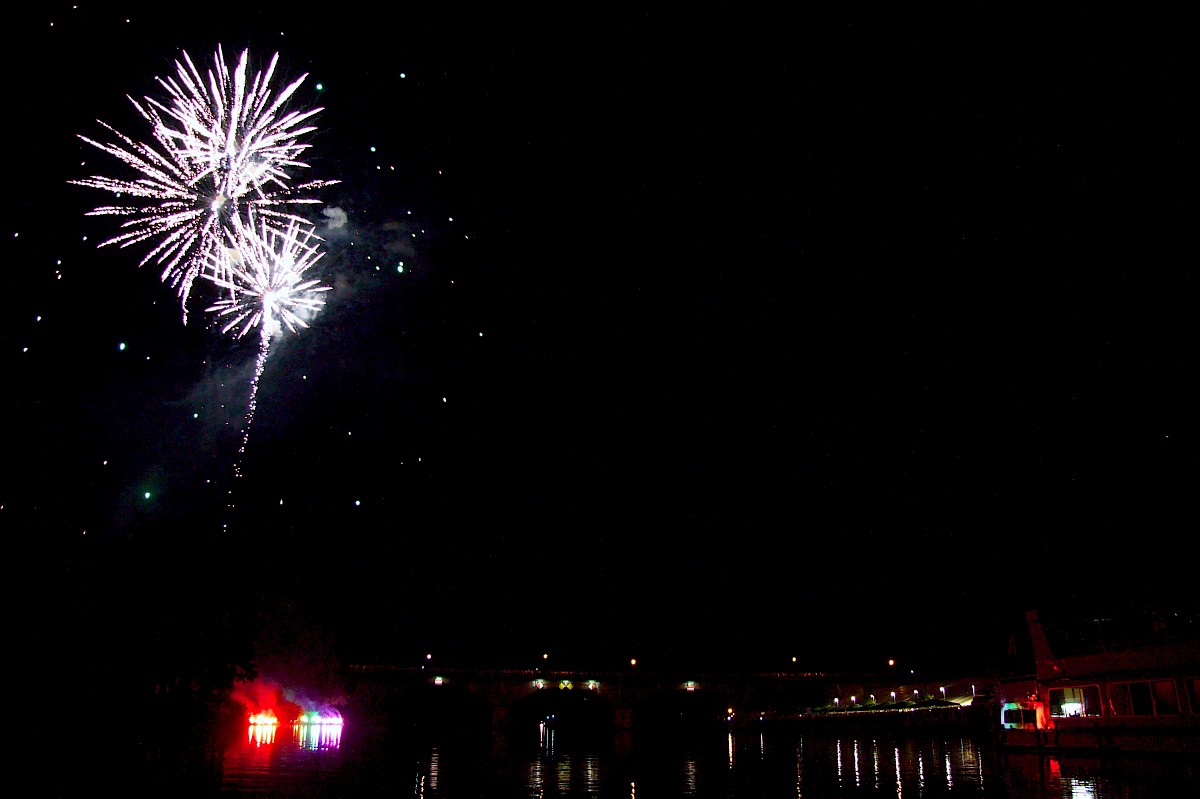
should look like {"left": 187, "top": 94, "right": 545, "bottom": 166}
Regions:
{"left": 1002, "top": 707, "right": 1038, "bottom": 728}
{"left": 1049, "top": 685, "right": 1101, "bottom": 718}
{"left": 1109, "top": 682, "right": 1134, "bottom": 716}
{"left": 1109, "top": 680, "right": 1181, "bottom": 716}
{"left": 1152, "top": 680, "right": 1181, "bottom": 715}
{"left": 1109, "top": 681, "right": 1155, "bottom": 716}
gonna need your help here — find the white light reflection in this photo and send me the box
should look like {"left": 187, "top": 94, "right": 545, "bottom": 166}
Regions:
{"left": 247, "top": 721, "right": 276, "bottom": 746}
{"left": 727, "top": 732, "right": 735, "bottom": 769}
{"left": 895, "top": 746, "right": 903, "bottom": 799}
{"left": 1066, "top": 777, "right": 1100, "bottom": 798}
{"left": 556, "top": 754, "right": 571, "bottom": 793}
{"left": 538, "top": 719, "right": 556, "bottom": 756}
{"left": 946, "top": 752, "right": 953, "bottom": 789}
{"left": 971, "top": 739, "right": 985, "bottom": 789}
{"left": 683, "top": 757, "right": 698, "bottom": 796}
{"left": 528, "top": 750, "right": 545, "bottom": 795}
{"left": 795, "top": 740, "right": 804, "bottom": 797}
{"left": 584, "top": 756, "right": 601, "bottom": 794}
{"left": 854, "top": 740, "right": 861, "bottom": 787}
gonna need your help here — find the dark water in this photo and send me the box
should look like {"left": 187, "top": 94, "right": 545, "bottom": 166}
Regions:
{"left": 51, "top": 715, "right": 1199, "bottom": 798}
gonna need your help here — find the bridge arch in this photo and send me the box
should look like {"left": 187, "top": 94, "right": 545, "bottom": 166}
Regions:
{"left": 632, "top": 684, "right": 731, "bottom": 736}
{"left": 505, "top": 684, "right": 616, "bottom": 745}
{"left": 347, "top": 665, "right": 843, "bottom": 742}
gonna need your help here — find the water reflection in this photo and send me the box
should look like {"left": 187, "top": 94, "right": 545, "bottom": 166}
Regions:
{"left": 248, "top": 719, "right": 276, "bottom": 746}
{"left": 414, "top": 746, "right": 440, "bottom": 797}
{"left": 523, "top": 720, "right": 609, "bottom": 797}
{"left": 241, "top": 718, "right": 343, "bottom": 751}
{"left": 219, "top": 718, "right": 346, "bottom": 796}
{"left": 293, "top": 720, "right": 343, "bottom": 750}
{"left": 204, "top": 718, "right": 1198, "bottom": 797}
{"left": 809, "top": 733, "right": 986, "bottom": 797}
{"left": 682, "top": 755, "right": 698, "bottom": 796}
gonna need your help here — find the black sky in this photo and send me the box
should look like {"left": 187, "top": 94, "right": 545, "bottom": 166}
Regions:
{"left": 5, "top": 6, "right": 1194, "bottom": 677}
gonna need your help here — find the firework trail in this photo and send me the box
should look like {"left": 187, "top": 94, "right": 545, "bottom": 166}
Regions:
{"left": 203, "top": 217, "right": 331, "bottom": 492}
{"left": 72, "top": 46, "right": 339, "bottom": 323}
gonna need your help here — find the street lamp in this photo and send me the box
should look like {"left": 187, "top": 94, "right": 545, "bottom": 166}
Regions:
{"left": 891, "top": 691, "right": 896, "bottom": 703}
{"left": 940, "top": 686, "right": 946, "bottom": 701}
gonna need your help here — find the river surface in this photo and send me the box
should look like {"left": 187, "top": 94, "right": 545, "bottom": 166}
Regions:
{"left": 45, "top": 714, "right": 1199, "bottom": 797}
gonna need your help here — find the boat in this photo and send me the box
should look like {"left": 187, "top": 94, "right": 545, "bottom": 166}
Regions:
{"left": 993, "top": 607, "right": 1200, "bottom": 754}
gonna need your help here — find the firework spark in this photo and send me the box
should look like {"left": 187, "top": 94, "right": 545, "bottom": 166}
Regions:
{"left": 205, "top": 217, "right": 331, "bottom": 342}
{"left": 71, "top": 46, "right": 338, "bottom": 323}
{"left": 203, "top": 217, "right": 331, "bottom": 488}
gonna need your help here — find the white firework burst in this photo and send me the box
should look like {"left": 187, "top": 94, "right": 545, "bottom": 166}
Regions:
{"left": 71, "top": 46, "right": 338, "bottom": 323}
{"left": 203, "top": 217, "right": 331, "bottom": 481}
{"left": 203, "top": 216, "right": 331, "bottom": 344}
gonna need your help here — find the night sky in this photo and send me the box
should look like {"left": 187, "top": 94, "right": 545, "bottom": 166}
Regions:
{"left": 5, "top": 6, "right": 1193, "bottom": 682}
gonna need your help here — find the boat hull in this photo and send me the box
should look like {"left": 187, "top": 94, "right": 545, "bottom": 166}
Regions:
{"left": 998, "top": 722, "right": 1200, "bottom": 754}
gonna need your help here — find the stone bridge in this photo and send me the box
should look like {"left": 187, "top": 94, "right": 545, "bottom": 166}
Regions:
{"left": 346, "top": 663, "right": 854, "bottom": 743}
